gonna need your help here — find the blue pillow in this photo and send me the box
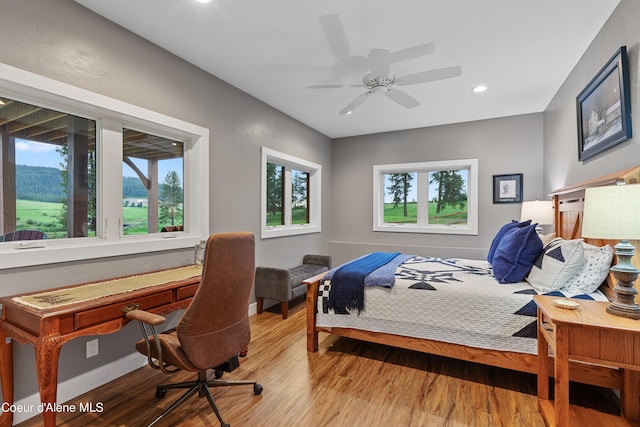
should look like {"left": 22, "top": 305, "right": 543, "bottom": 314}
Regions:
{"left": 487, "top": 220, "right": 531, "bottom": 264}
{"left": 492, "top": 224, "right": 543, "bottom": 283}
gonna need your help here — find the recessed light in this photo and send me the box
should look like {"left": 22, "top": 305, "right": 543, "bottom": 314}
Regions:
{"left": 194, "top": 0, "right": 211, "bottom": 3}
{"left": 472, "top": 85, "right": 488, "bottom": 93}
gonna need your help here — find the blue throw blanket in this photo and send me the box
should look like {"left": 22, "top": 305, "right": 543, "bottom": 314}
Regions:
{"left": 327, "top": 252, "right": 402, "bottom": 313}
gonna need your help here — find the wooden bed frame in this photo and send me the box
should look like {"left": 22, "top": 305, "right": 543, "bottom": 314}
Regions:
{"left": 304, "top": 165, "right": 640, "bottom": 421}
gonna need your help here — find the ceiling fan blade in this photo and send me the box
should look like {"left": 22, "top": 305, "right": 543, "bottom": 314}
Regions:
{"left": 339, "top": 92, "right": 372, "bottom": 115}
{"left": 390, "top": 43, "right": 435, "bottom": 63}
{"left": 319, "top": 14, "right": 351, "bottom": 61}
{"left": 385, "top": 88, "right": 420, "bottom": 109}
{"left": 307, "top": 83, "right": 366, "bottom": 89}
{"left": 396, "top": 65, "right": 462, "bottom": 86}
{"left": 369, "top": 48, "right": 391, "bottom": 79}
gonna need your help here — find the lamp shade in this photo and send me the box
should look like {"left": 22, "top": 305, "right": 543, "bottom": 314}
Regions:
{"left": 520, "top": 200, "right": 554, "bottom": 225}
{"left": 582, "top": 184, "right": 640, "bottom": 240}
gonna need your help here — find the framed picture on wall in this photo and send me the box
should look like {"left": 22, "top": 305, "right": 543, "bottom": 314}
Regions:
{"left": 577, "top": 46, "right": 632, "bottom": 162}
{"left": 493, "top": 174, "right": 522, "bottom": 204}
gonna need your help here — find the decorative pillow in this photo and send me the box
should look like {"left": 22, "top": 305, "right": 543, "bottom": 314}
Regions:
{"left": 487, "top": 220, "right": 531, "bottom": 264}
{"left": 492, "top": 224, "right": 544, "bottom": 283}
{"left": 538, "top": 233, "right": 556, "bottom": 247}
{"left": 561, "top": 243, "right": 614, "bottom": 294}
{"left": 526, "top": 238, "right": 586, "bottom": 292}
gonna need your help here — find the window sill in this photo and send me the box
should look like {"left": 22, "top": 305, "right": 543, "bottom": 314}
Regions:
{"left": 261, "top": 224, "right": 321, "bottom": 239}
{"left": 373, "top": 224, "right": 478, "bottom": 235}
{"left": 0, "top": 235, "right": 203, "bottom": 270}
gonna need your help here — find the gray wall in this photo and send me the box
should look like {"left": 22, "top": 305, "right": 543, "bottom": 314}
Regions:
{"left": 0, "top": 0, "right": 635, "bottom": 410}
{"left": 329, "top": 113, "right": 544, "bottom": 265}
{"left": 544, "top": 0, "right": 640, "bottom": 193}
{"left": 0, "top": 0, "right": 331, "bottom": 400}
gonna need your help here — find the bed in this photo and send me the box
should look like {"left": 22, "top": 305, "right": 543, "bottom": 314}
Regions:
{"left": 304, "top": 165, "right": 640, "bottom": 419}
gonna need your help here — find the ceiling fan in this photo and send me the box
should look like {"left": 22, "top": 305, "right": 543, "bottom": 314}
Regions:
{"left": 307, "top": 47, "right": 462, "bottom": 115}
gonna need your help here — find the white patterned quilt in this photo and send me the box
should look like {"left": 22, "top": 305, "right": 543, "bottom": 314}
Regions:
{"left": 316, "top": 256, "right": 607, "bottom": 354}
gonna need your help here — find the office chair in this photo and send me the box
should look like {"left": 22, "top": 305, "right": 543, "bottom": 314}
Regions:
{"left": 126, "top": 232, "right": 262, "bottom": 427}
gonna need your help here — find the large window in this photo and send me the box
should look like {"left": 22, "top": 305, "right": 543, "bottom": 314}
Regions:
{"left": 0, "top": 63, "right": 209, "bottom": 269}
{"left": 122, "top": 128, "right": 184, "bottom": 235}
{"left": 373, "top": 159, "right": 478, "bottom": 235}
{"left": 6, "top": 102, "right": 97, "bottom": 240}
{"left": 261, "top": 147, "right": 320, "bottom": 238}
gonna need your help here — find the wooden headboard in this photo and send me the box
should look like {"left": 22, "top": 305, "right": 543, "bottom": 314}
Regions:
{"left": 549, "top": 166, "right": 640, "bottom": 301}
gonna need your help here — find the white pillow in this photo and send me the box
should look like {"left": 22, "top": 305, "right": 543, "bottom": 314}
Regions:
{"left": 526, "top": 238, "right": 586, "bottom": 292}
{"left": 538, "top": 232, "right": 556, "bottom": 247}
{"left": 561, "top": 243, "right": 614, "bottom": 294}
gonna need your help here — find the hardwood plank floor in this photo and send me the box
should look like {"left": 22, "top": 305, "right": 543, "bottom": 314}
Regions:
{"left": 17, "top": 299, "right": 620, "bottom": 426}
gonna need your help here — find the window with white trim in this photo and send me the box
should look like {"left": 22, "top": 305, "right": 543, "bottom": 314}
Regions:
{"left": 373, "top": 159, "right": 478, "bottom": 235}
{"left": 261, "top": 147, "right": 321, "bottom": 238}
{"left": 0, "top": 63, "right": 209, "bottom": 269}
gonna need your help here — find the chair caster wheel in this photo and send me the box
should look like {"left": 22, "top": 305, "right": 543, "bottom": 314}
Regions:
{"left": 253, "top": 383, "right": 263, "bottom": 395}
{"left": 214, "top": 369, "right": 224, "bottom": 379}
{"left": 155, "top": 388, "right": 167, "bottom": 399}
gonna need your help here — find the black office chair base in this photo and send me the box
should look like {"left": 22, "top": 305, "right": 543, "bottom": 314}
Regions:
{"left": 148, "top": 370, "right": 263, "bottom": 427}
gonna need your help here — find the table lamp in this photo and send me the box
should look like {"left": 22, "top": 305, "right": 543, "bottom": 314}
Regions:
{"left": 582, "top": 184, "right": 640, "bottom": 319}
{"left": 520, "top": 200, "right": 554, "bottom": 233}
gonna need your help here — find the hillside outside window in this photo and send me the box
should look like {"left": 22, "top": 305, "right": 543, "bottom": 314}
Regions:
{"left": 1, "top": 97, "right": 96, "bottom": 240}
{"left": 0, "top": 62, "right": 209, "bottom": 269}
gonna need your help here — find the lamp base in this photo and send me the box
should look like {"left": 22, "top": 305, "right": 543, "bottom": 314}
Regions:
{"left": 606, "top": 240, "right": 640, "bottom": 320}
{"left": 606, "top": 301, "right": 640, "bottom": 320}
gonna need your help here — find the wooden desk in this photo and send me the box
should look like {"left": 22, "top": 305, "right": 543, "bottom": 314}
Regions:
{"left": 535, "top": 295, "right": 640, "bottom": 427}
{"left": 0, "top": 265, "right": 201, "bottom": 427}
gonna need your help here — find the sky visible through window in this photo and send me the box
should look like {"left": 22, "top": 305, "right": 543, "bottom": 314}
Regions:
{"left": 16, "top": 139, "right": 182, "bottom": 180}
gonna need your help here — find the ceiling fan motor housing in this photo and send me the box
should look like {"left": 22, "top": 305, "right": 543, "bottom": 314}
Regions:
{"left": 364, "top": 74, "right": 395, "bottom": 94}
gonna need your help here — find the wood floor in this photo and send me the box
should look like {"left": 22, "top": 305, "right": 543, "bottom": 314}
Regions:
{"left": 17, "top": 298, "right": 620, "bottom": 427}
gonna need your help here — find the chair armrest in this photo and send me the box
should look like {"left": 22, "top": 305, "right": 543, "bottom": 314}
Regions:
{"left": 303, "top": 254, "right": 332, "bottom": 269}
{"left": 125, "top": 309, "right": 178, "bottom": 374}
{"left": 255, "top": 267, "right": 291, "bottom": 301}
{"left": 125, "top": 309, "right": 166, "bottom": 326}
{"left": 255, "top": 266, "right": 290, "bottom": 281}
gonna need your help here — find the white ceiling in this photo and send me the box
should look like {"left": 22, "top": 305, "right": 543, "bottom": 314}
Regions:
{"left": 74, "top": 0, "right": 620, "bottom": 139}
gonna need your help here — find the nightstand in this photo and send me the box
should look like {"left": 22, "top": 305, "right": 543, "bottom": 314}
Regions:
{"left": 535, "top": 295, "right": 640, "bottom": 427}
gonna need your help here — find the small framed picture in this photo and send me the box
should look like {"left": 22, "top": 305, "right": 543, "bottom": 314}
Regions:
{"left": 493, "top": 174, "right": 523, "bottom": 204}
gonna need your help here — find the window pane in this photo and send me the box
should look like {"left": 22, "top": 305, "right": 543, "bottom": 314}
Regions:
{"left": 428, "top": 169, "right": 468, "bottom": 225}
{"left": 291, "top": 169, "right": 309, "bottom": 225}
{"left": 265, "top": 162, "right": 284, "bottom": 226}
{"left": 383, "top": 172, "right": 417, "bottom": 224}
{"left": 2, "top": 96, "right": 96, "bottom": 240}
{"left": 122, "top": 129, "right": 184, "bottom": 235}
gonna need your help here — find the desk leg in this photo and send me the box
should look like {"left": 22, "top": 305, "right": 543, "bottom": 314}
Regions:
{"left": 35, "top": 336, "right": 61, "bottom": 427}
{"left": 554, "top": 325, "right": 570, "bottom": 427}
{"left": 0, "top": 329, "right": 14, "bottom": 427}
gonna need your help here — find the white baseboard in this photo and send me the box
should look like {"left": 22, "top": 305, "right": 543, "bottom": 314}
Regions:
{"left": 10, "top": 303, "right": 258, "bottom": 424}
{"left": 11, "top": 352, "right": 147, "bottom": 424}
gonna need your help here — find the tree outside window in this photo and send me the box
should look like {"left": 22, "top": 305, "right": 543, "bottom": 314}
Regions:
{"left": 374, "top": 159, "right": 478, "bottom": 235}
{"left": 261, "top": 147, "right": 321, "bottom": 239}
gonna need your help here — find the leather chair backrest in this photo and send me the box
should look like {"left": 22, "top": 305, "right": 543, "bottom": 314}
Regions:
{"left": 177, "top": 232, "right": 255, "bottom": 370}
